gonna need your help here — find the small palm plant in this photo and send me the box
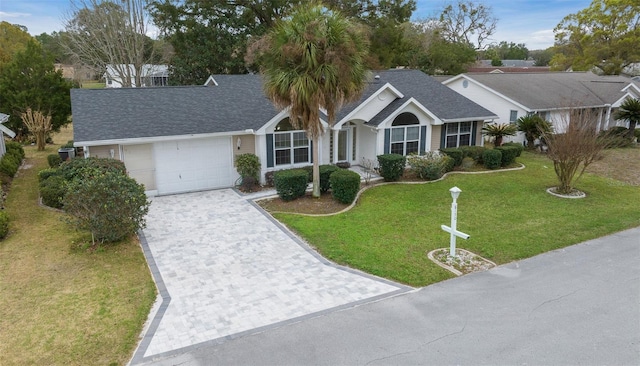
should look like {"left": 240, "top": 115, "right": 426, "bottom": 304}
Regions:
{"left": 482, "top": 123, "right": 517, "bottom": 146}
{"left": 614, "top": 98, "right": 640, "bottom": 139}
{"left": 516, "top": 115, "right": 553, "bottom": 149}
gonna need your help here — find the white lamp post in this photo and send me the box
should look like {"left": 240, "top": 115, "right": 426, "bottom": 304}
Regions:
{"left": 441, "top": 186, "right": 469, "bottom": 257}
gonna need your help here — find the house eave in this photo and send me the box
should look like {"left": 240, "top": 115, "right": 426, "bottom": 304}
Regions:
{"left": 75, "top": 130, "right": 253, "bottom": 147}
{"left": 440, "top": 115, "right": 498, "bottom": 124}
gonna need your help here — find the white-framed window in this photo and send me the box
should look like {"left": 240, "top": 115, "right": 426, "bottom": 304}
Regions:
{"left": 509, "top": 110, "right": 518, "bottom": 123}
{"left": 445, "top": 122, "right": 472, "bottom": 148}
{"left": 389, "top": 112, "right": 420, "bottom": 155}
{"left": 274, "top": 118, "right": 310, "bottom": 166}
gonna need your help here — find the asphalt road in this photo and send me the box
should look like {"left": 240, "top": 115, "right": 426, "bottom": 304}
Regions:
{"left": 141, "top": 227, "right": 640, "bottom": 366}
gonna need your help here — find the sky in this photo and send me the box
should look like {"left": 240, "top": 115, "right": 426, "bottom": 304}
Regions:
{"left": 0, "top": 0, "right": 593, "bottom": 50}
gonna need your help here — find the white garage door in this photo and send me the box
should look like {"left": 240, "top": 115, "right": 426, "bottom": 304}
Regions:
{"left": 154, "top": 137, "right": 235, "bottom": 195}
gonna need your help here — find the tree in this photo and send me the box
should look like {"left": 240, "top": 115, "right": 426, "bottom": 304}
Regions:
{"left": 541, "top": 108, "right": 611, "bottom": 194}
{"left": 0, "top": 21, "right": 34, "bottom": 64}
{"left": 20, "top": 108, "right": 52, "bottom": 151}
{"left": 516, "top": 115, "right": 553, "bottom": 149}
{"left": 482, "top": 123, "right": 517, "bottom": 146}
{"left": 63, "top": 170, "right": 150, "bottom": 245}
{"left": 485, "top": 41, "right": 528, "bottom": 60}
{"left": 552, "top": 0, "right": 640, "bottom": 75}
{"left": 0, "top": 41, "right": 72, "bottom": 139}
{"left": 64, "top": 0, "right": 157, "bottom": 87}
{"left": 35, "top": 31, "right": 73, "bottom": 64}
{"left": 437, "top": 1, "right": 497, "bottom": 50}
{"left": 249, "top": 3, "right": 369, "bottom": 197}
{"left": 614, "top": 98, "right": 640, "bottom": 139}
{"left": 530, "top": 47, "right": 554, "bottom": 66}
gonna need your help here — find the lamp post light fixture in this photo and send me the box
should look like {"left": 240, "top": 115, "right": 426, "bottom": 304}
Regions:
{"left": 441, "top": 186, "right": 470, "bottom": 257}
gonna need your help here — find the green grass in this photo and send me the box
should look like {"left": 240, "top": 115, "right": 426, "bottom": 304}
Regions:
{"left": 0, "top": 138, "right": 156, "bottom": 365}
{"left": 276, "top": 152, "right": 640, "bottom": 287}
{"left": 81, "top": 81, "right": 106, "bottom": 89}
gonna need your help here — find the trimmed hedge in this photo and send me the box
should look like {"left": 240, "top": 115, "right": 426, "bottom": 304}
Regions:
{"left": 377, "top": 154, "right": 406, "bottom": 182}
{"left": 59, "top": 157, "right": 126, "bottom": 181}
{"left": 440, "top": 148, "right": 464, "bottom": 167}
{"left": 39, "top": 175, "right": 66, "bottom": 209}
{"left": 38, "top": 168, "right": 60, "bottom": 182}
{"left": 494, "top": 145, "right": 520, "bottom": 166}
{"left": 274, "top": 169, "right": 308, "bottom": 201}
{"left": 501, "top": 142, "right": 524, "bottom": 157}
{"left": 460, "top": 146, "right": 486, "bottom": 163}
{"left": 319, "top": 164, "right": 339, "bottom": 193}
{"left": 483, "top": 149, "right": 502, "bottom": 169}
{"left": 0, "top": 211, "right": 8, "bottom": 239}
{"left": 407, "top": 152, "right": 451, "bottom": 181}
{"left": 234, "top": 153, "right": 261, "bottom": 182}
{"left": 329, "top": 169, "right": 360, "bottom": 204}
{"left": 47, "top": 154, "right": 63, "bottom": 168}
{"left": 5, "top": 141, "right": 24, "bottom": 159}
{"left": 0, "top": 153, "right": 20, "bottom": 177}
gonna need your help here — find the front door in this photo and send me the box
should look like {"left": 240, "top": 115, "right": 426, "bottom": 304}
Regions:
{"left": 337, "top": 129, "right": 349, "bottom": 162}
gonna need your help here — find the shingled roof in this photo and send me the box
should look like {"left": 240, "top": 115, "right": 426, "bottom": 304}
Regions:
{"left": 72, "top": 70, "right": 497, "bottom": 144}
{"left": 455, "top": 72, "right": 639, "bottom": 110}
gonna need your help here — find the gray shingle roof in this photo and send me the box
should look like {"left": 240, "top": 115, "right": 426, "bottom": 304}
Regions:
{"left": 462, "top": 72, "right": 638, "bottom": 110}
{"left": 72, "top": 70, "right": 497, "bottom": 143}
{"left": 72, "top": 75, "right": 279, "bottom": 143}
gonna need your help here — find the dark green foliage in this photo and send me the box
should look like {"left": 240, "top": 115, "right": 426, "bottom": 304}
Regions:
{"left": 5, "top": 141, "right": 25, "bottom": 159}
{"left": 63, "top": 171, "right": 149, "bottom": 244}
{"left": 319, "top": 165, "right": 339, "bottom": 193}
{"left": 0, "top": 153, "right": 20, "bottom": 177}
{"left": 483, "top": 149, "right": 502, "bottom": 169}
{"left": 407, "top": 152, "right": 450, "bottom": 180}
{"left": 0, "top": 40, "right": 72, "bottom": 138}
{"left": 460, "top": 145, "right": 486, "bottom": 163}
{"left": 234, "top": 153, "right": 261, "bottom": 181}
{"left": 329, "top": 169, "right": 360, "bottom": 204}
{"left": 0, "top": 210, "right": 8, "bottom": 239}
{"left": 58, "top": 157, "right": 126, "bottom": 181}
{"left": 440, "top": 148, "right": 464, "bottom": 167}
{"left": 39, "top": 174, "right": 66, "bottom": 209}
{"left": 495, "top": 145, "right": 520, "bottom": 166}
{"left": 301, "top": 165, "right": 314, "bottom": 183}
{"left": 61, "top": 140, "right": 74, "bottom": 149}
{"left": 377, "top": 154, "right": 406, "bottom": 181}
{"left": 47, "top": 154, "right": 63, "bottom": 168}
{"left": 501, "top": 142, "right": 524, "bottom": 157}
{"left": 441, "top": 155, "right": 455, "bottom": 173}
{"left": 274, "top": 169, "right": 308, "bottom": 201}
{"left": 38, "top": 168, "right": 60, "bottom": 182}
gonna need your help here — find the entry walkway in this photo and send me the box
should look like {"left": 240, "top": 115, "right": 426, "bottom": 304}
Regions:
{"left": 130, "top": 189, "right": 408, "bottom": 364}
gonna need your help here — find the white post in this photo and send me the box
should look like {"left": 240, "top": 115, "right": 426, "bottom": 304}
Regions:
{"left": 449, "top": 187, "right": 461, "bottom": 257}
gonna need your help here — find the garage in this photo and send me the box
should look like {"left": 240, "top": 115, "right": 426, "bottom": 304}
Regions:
{"left": 154, "top": 137, "right": 236, "bottom": 195}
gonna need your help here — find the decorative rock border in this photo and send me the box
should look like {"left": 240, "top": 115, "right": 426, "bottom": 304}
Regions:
{"left": 546, "top": 187, "right": 586, "bottom": 199}
{"left": 427, "top": 248, "right": 497, "bottom": 276}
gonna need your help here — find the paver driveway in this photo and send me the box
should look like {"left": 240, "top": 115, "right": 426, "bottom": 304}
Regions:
{"left": 131, "top": 189, "right": 408, "bottom": 364}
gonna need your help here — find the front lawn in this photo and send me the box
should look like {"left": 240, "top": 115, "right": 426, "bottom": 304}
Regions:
{"left": 275, "top": 151, "right": 640, "bottom": 287}
{"left": 0, "top": 129, "right": 156, "bottom": 365}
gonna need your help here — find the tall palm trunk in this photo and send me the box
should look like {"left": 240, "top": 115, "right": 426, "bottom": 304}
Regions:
{"left": 312, "top": 135, "right": 320, "bottom": 198}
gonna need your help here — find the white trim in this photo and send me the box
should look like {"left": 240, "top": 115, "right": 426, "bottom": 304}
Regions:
{"left": 377, "top": 97, "right": 442, "bottom": 127}
{"left": 204, "top": 75, "right": 218, "bottom": 86}
{"left": 74, "top": 130, "right": 251, "bottom": 147}
{"left": 334, "top": 83, "right": 404, "bottom": 129}
{"left": 621, "top": 83, "right": 640, "bottom": 95}
{"left": 612, "top": 93, "right": 638, "bottom": 108}
{"left": 444, "top": 74, "right": 533, "bottom": 112}
{"left": 441, "top": 116, "right": 497, "bottom": 123}
{"left": 255, "top": 108, "right": 329, "bottom": 135}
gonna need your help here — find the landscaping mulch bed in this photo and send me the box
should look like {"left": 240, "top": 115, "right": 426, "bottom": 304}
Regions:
{"left": 257, "top": 191, "right": 349, "bottom": 215}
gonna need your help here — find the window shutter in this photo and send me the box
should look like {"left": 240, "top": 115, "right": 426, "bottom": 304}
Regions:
{"left": 440, "top": 125, "right": 446, "bottom": 149}
{"left": 266, "top": 134, "right": 274, "bottom": 168}
{"left": 384, "top": 128, "right": 390, "bottom": 154}
{"left": 471, "top": 121, "right": 477, "bottom": 146}
{"left": 310, "top": 140, "right": 313, "bottom": 163}
{"left": 420, "top": 125, "right": 427, "bottom": 153}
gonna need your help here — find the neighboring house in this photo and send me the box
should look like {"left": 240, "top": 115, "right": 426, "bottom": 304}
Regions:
{"left": 71, "top": 69, "right": 497, "bottom": 196}
{"left": 0, "top": 113, "right": 16, "bottom": 156}
{"left": 104, "top": 64, "right": 169, "bottom": 88}
{"left": 443, "top": 72, "right": 640, "bottom": 144}
{"left": 468, "top": 60, "right": 551, "bottom": 73}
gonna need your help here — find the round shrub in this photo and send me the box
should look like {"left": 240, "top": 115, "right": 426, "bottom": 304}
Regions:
{"left": 234, "top": 153, "right": 260, "bottom": 182}
{"left": 377, "top": 154, "right": 406, "bottom": 182}
{"left": 39, "top": 175, "right": 66, "bottom": 209}
{"left": 47, "top": 154, "right": 63, "bottom": 168}
{"left": 274, "top": 169, "right": 308, "bottom": 201}
{"left": 59, "top": 157, "right": 126, "bottom": 181}
{"left": 5, "top": 141, "right": 24, "bottom": 159}
{"left": 501, "top": 142, "right": 524, "bottom": 157}
{"left": 440, "top": 148, "right": 464, "bottom": 167}
{"left": 319, "top": 165, "right": 339, "bottom": 193}
{"left": 329, "top": 169, "right": 360, "bottom": 204}
{"left": 407, "top": 152, "right": 449, "bottom": 180}
{"left": 461, "top": 157, "right": 475, "bottom": 170}
{"left": 0, "top": 155, "right": 19, "bottom": 177}
{"left": 460, "top": 146, "right": 486, "bottom": 163}
{"left": 38, "top": 168, "right": 60, "bottom": 182}
{"left": 441, "top": 155, "right": 455, "bottom": 173}
{"left": 0, "top": 210, "right": 9, "bottom": 239}
{"left": 495, "top": 145, "right": 519, "bottom": 166}
{"left": 483, "top": 149, "right": 502, "bottom": 170}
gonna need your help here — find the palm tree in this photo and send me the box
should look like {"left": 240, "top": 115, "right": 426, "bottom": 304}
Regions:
{"left": 614, "top": 98, "right": 640, "bottom": 139}
{"left": 248, "top": 3, "right": 369, "bottom": 197}
{"left": 481, "top": 123, "right": 517, "bottom": 147}
{"left": 516, "top": 115, "right": 553, "bottom": 149}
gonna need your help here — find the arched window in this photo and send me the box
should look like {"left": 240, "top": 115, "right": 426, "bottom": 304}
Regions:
{"left": 390, "top": 113, "right": 420, "bottom": 155}
{"left": 274, "top": 118, "right": 310, "bottom": 165}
